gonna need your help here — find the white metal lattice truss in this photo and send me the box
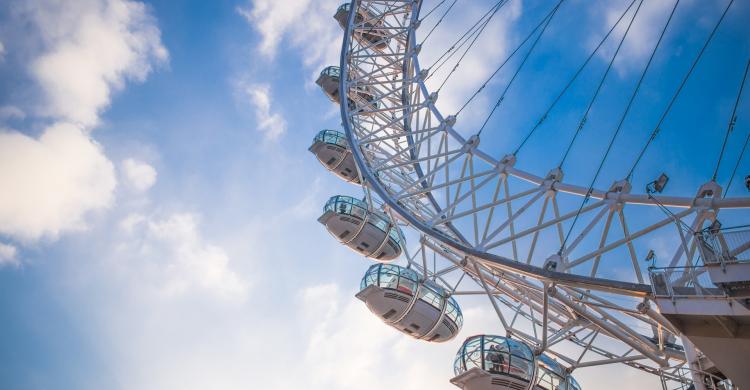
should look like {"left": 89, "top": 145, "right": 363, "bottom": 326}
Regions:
{"left": 333, "top": 0, "right": 749, "bottom": 387}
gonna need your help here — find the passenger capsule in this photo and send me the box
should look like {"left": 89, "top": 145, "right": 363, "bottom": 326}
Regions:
{"left": 333, "top": 3, "right": 389, "bottom": 51}
{"left": 452, "top": 335, "right": 536, "bottom": 390}
{"left": 451, "top": 335, "right": 582, "bottom": 390}
{"left": 308, "top": 129, "right": 360, "bottom": 183}
{"left": 535, "top": 353, "right": 581, "bottom": 390}
{"left": 318, "top": 195, "right": 402, "bottom": 261}
{"left": 356, "top": 263, "right": 463, "bottom": 342}
{"left": 315, "top": 66, "right": 378, "bottom": 115}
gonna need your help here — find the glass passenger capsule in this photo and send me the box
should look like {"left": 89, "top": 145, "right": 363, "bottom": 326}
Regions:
{"left": 452, "top": 335, "right": 536, "bottom": 390}
{"left": 318, "top": 195, "right": 402, "bottom": 261}
{"left": 451, "top": 335, "right": 582, "bottom": 390}
{"left": 333, "top": 3, "right": 389, "bottom": 51}
{"left": 535, "top": 353, "right": 581, "bottom": 390}
{"left": 315, "top": 66, "right": 378, "bottom": 115}
{"left": 308, "top": 129, "right": 360, "bottom": 183}
{"left": 356, "top": 263, "right": 463, "bottom": 342}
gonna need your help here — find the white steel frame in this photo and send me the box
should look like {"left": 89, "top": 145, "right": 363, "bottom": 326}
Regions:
{"left": 336, "top": 0, "right": 750, "bottom": 386}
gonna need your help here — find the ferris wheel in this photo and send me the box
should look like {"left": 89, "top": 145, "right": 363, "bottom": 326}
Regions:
{"left": 309, "top": 1, "right": 750, "bottom": 389}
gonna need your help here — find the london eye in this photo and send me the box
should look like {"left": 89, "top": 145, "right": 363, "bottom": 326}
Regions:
{"left": 309, "top": 1, "right": 750, "bottom": 388}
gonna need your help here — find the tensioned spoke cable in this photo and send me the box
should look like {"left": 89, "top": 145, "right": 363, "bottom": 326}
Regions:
{"left": 435, "top": 0, "right": 509, "bottom": 93}
{"left": 627, "top": 0, "right": 735, "bottom": 180}
{"left": 725, "top": 125, "right": 750, "bottom": 197}
{"left": 419, "top": 0, "right": 458, "bottom": 45}
{"left": 559, "top": 0, "right": 679, "bottom": 255}
{"left": 712, "top": 59, "right": 750, "bottom": 182}
{"left": 557, "top": 0, "right": 644, "bottom": 169}
{"left": 455, "top": 1, "right": 568, "bottom": 117}
{"left": 512, "top": 0, "right": 638, "bottom": 156}
{"left": 476, "top": 0, "right": 564, "bottom": 136}
{"left": 420, "top": 0, "right": 448, "bottom": 22}
{"left": 427, "top": 1, "right": 505, "bottom": 74}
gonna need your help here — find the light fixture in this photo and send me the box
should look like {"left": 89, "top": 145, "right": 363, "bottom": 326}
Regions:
{"left": 645, "top": 249, "right": 655, "bottom": 263}
{"left": 646, "top": 173, "right": 669, "bottom": 194}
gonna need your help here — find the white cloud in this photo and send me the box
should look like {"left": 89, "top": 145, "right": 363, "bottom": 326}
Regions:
{"left": 25, "top": 0, "right": 168, "bottom": 127}
{"left": 0, "top": 40, "right": 5, "bottom": 61}
{"left": 421, "top": 0, "right": 523, "bottom": 120}
{"left": 238, "top": 0, "right": 341, "bottom": 78}
{"left": 0, "top": 105, "right": 26, "bottom": 121}
{"left": 0, "top": 123, "right": 116, "bottom": 242}
{"left": 116, "top": 212, "right": 249, "bottom": 301}
{"left": 122, "top": 158, "right": 157, "bottom": 192}
{"left": 240, "top": 82, "right": 286, "bottom": 141}
{"left": 0, "top": 0, "right": 167, "bottom": 244}
{"left": 595, "top": 0, "right": 675, "bottom": 75}
{"left": 0, "top": 242, "right": 19, "bottom": 267}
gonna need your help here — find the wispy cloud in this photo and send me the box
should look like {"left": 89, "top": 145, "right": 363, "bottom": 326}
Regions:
{"left": 239, "top": 82, "right": 287, "bottom": 141}
{"left": 0, "top": 105, "right": 25, "bottom": 121}
{"left": 238, "top": 0, "right": 341, "bottom": 80}
{"left": 0, "top": 242, "right": 19, "bottom": 268}
{"left": 121, "top": 158, "right": 157, "bottom": 193}
{"left": 594, "top": 0, "right": 676, "bottom": 75}
{"left": 26, "top": 0, "right": 168, "bottom": 127}
{"left": 116, "top": 212, "right": 249, "bottom": 301}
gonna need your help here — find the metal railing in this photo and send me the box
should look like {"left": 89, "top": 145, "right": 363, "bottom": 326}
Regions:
{"left": 648, "top": 226, "right": 750, "bottom": 298}
{"left": 659, "top": 367, "right": 736, "bottom": 390}
{"left": 696, "top": 225, "right": 750, "bottom": 266}
{"left": 648, "top": 265, "right": 719, "bottom": 298}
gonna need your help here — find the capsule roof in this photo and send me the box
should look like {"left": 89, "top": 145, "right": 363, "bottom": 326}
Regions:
{"left": 319, "top": 65, "right": 340, "bottom": 79}
{"left": 313, "top": 129, "right": 348, "bottom": 148}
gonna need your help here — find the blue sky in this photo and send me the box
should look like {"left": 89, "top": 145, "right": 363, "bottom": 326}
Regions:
{"left": 0, "top": 0, "right": 748, "bottom": 389}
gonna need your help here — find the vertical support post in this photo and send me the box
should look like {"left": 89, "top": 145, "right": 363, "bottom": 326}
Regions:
{"left": 681, "top": 336, "right": 708, "bottom": 390}
{"left": 541, "top": 282, "right": 549, "bottom": 351}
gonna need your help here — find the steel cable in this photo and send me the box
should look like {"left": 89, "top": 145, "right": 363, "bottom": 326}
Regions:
{"left": 557, "top": 0, "right": 644, "bottom": 170}
{"left": 476, "top": 0, "right": 564, "bottom": 136}
{"left": 512, "top": 0, "right": 639, "bottom": 156}
{"left": 626, "top": 0, "right": 735, "bottom": 180}
{"left": 712, "top": 59, "right": 750, "bottom": 182}
{"left": 559, "top": 0, "right": 680, "bottom": 255}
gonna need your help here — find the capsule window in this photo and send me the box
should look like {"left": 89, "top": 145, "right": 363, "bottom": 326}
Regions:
{"left": 455, "top": 336, "right": 535, "bottom": 381}
{"left": 418, "top": 286, "right": 443, "bottom": 309}
{"left": 445, "top": 300, "right": 460, "bottom": 323}
{"left": 380, "top": 273, "right": 398, "bottom": 289}
{"left": 397, "top": 278, "right": 416, "bottom": 295}
{"left": 361, "top": 271, "right": 378, "bottom": 290}
{"left": 509, "top": 358, "right": 533, "bottom": 379}
{"left": 509, "top": 339, "right": 533, "bottom": 361}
